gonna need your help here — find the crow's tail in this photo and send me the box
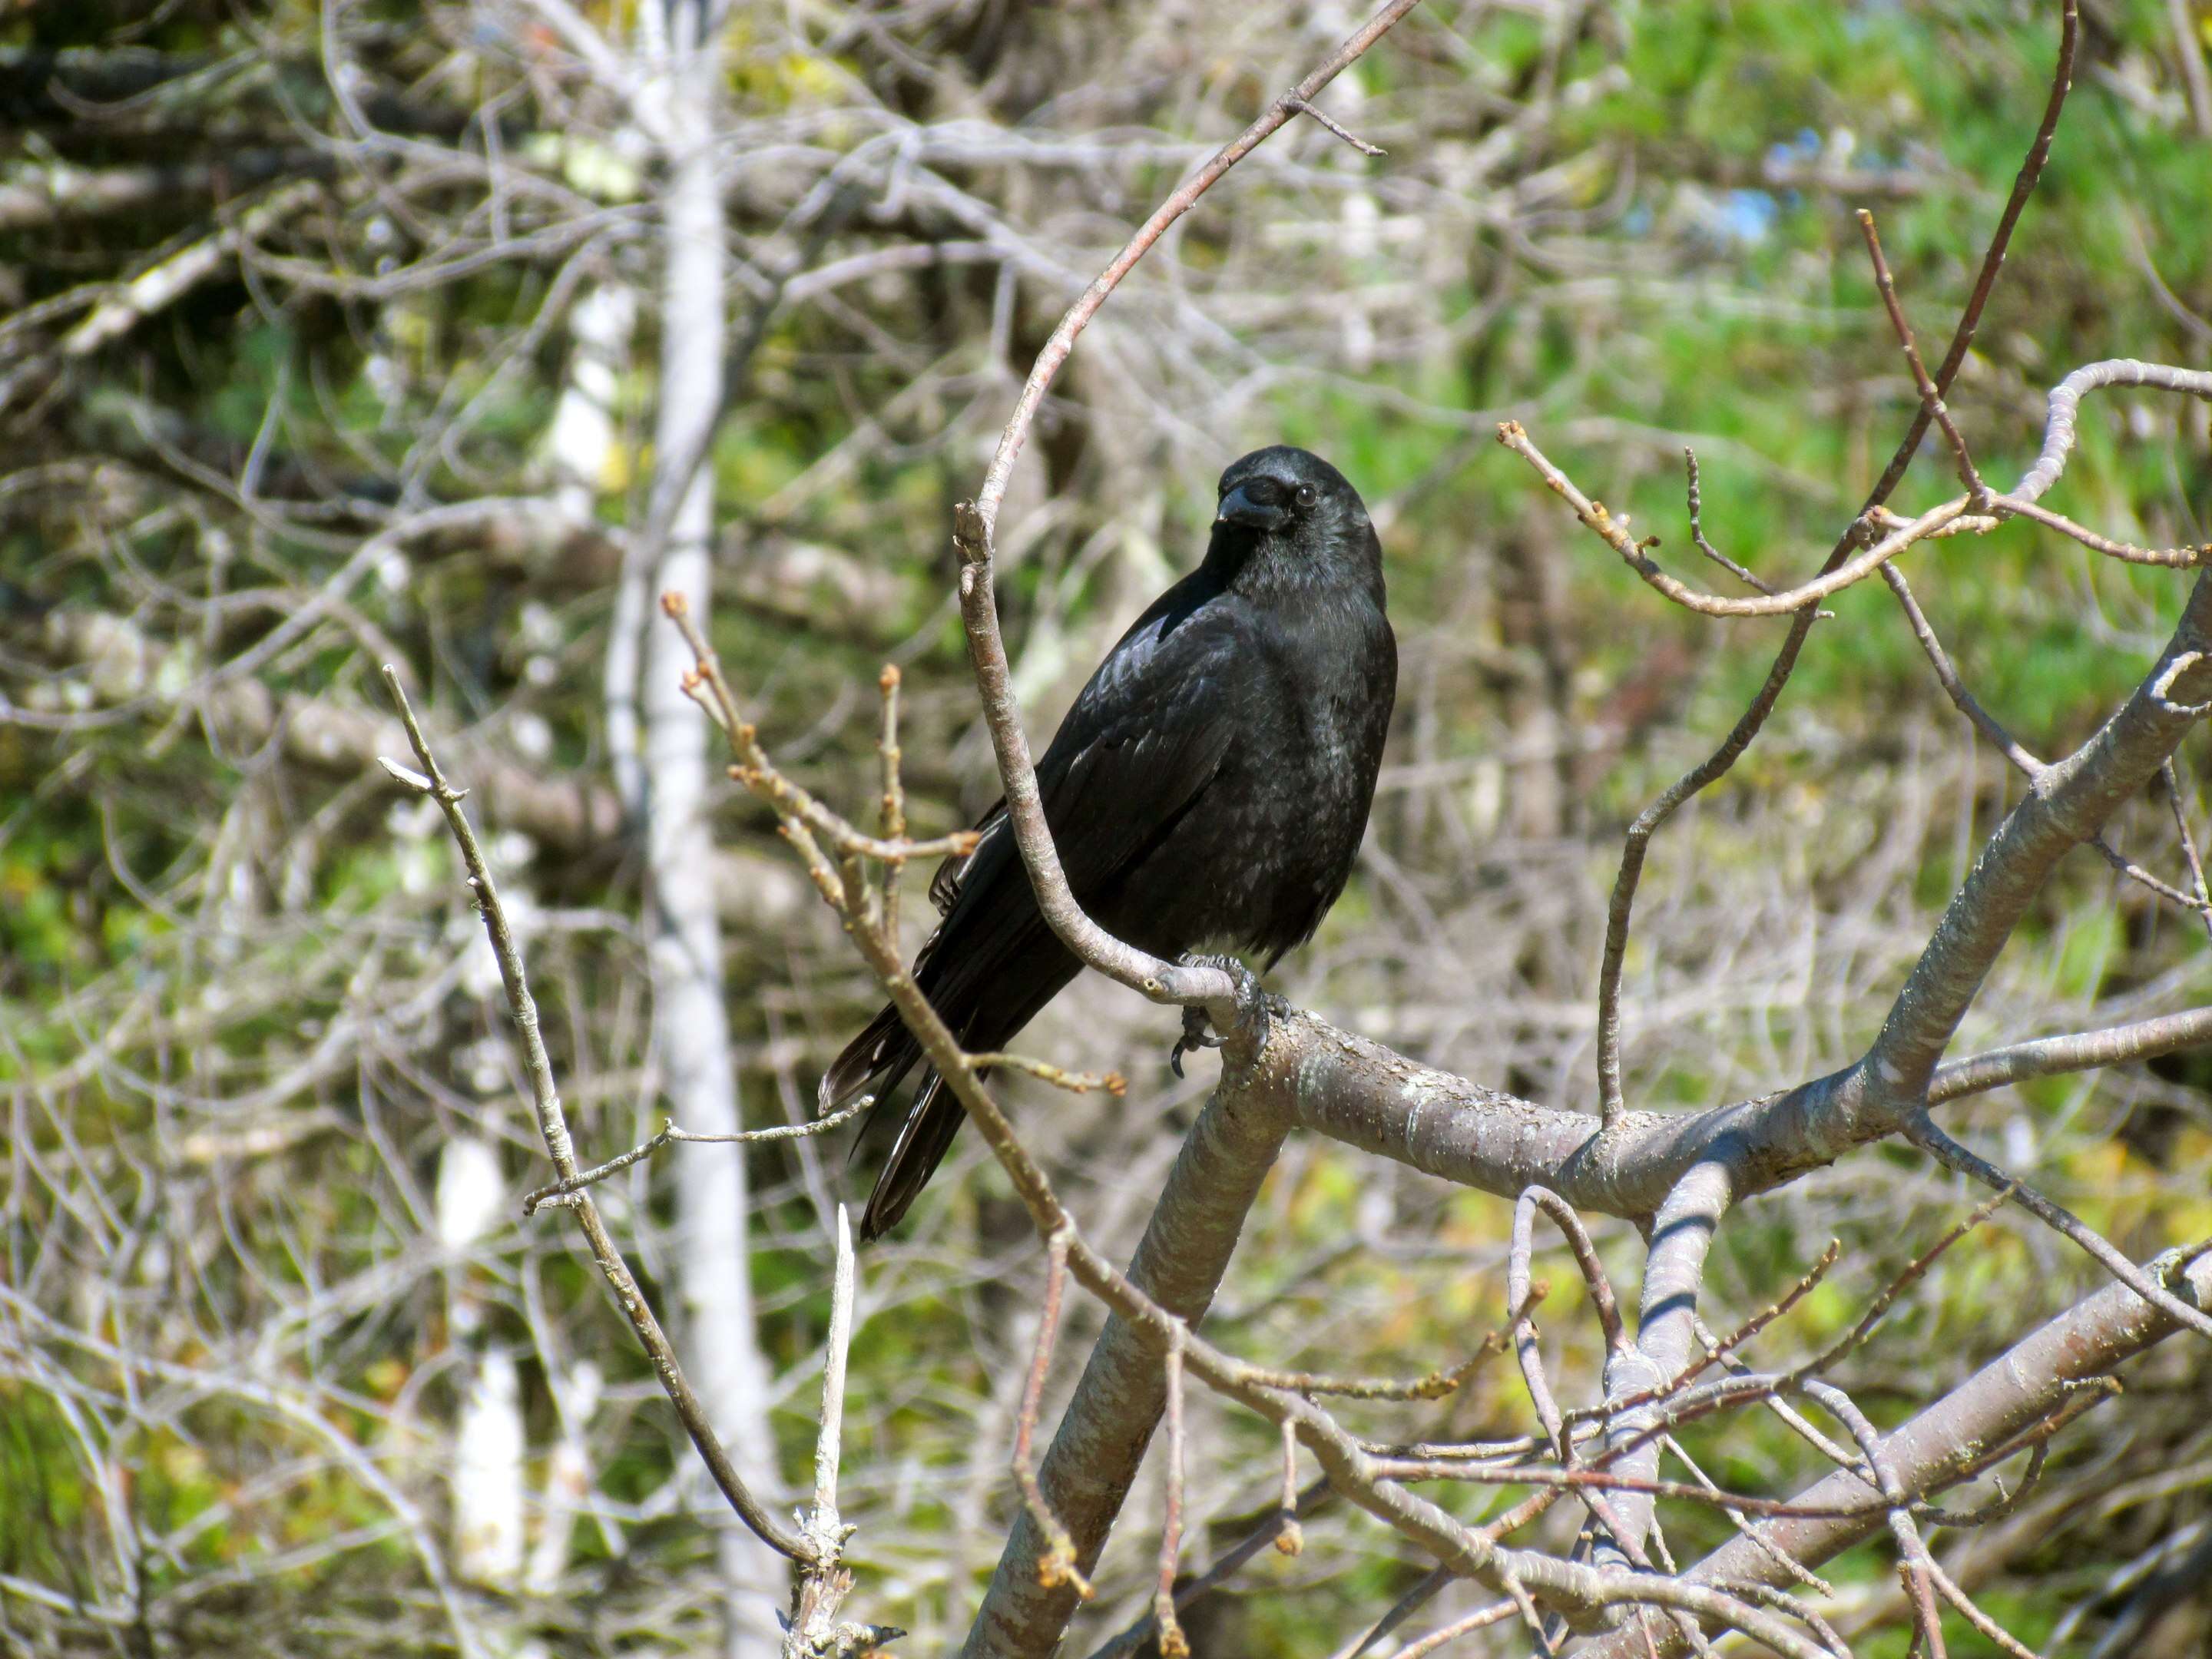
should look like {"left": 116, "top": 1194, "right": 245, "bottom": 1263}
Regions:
{"left": 824, "top": 922, "right": 1081, "bottom": 1240}
{"left": 820, "top": 1004, "right": 960, "bottom": 1243}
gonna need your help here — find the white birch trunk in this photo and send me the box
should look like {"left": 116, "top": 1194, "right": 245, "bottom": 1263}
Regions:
{"left": 637, "top": 5, "right": 786, "bottom": 1652}
{"left": 547, "top": 283, "right": 637, "bottom": 522}
{"left": 437, "top": 1134, "right": 528, "bottom": 1589}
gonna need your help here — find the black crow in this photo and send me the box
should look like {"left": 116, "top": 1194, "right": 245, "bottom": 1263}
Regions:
{"left": 823, "top": 445, "right": 1396, "bottom": 1240}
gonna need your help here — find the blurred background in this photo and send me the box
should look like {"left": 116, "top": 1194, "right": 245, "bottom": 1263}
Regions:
{"left": 2, "top": 0, "right": 2208, "bottom": 1654}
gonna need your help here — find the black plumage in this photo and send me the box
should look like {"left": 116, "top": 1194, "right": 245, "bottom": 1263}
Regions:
{"left": 824, "top": 445, "right": 1397, "bottom": 1240}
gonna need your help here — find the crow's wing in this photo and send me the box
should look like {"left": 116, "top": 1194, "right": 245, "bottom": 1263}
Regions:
{"left": 928, "top": 801, "right": 999, "bottom": 914}
{"left": 932, "top": 584, "right": 1261, "bottom": 919}
{"left": 841, "top": 586, "right": 1266, "bottom": 1240}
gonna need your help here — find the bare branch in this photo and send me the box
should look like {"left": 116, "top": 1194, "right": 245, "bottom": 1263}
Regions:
{"left": 1578, "top": 1247, "right": 2212, "bottom": 1657}
{"left": 1498, "top": 420, "right": 1979, "bottom": 618}
{"left": 375, "top": 666, "right": 816, "bottom": 1568}
{"left": 2160, "top": 760, "right": 2212, "bottom": 942}
{"left": 783, "top": 1207, "right": 897, "bottom": 1659}
{"left": 1906, "top": 1115, "right": 2212, "bottom": 1341}
{"left": 1379, "top": 1601, "right": 1516, "bottom": 1659}
{"left": 964, "top": 1054, "right": 1128, "bottom": 1096}
{"left": 2012, "top": 357, "right": 2212, "bottom": 506}
{"left": 1012, "top": 1230, "right": 1094, "bottom": 1603}
{"left": 1154, "top": 1330, "right": 1190, "bottom": 1659}
{"left": 1991, "top": 492, "right": 2208, "bottom": 565}
{"left": 1285, "top": 95, "right": 1387, "bottom": 157}
{"left": 519, "top": 1101, "right": 873, "bottom": 1215}
{"left": 1930, "top": 1005, "right": 2212, "bottom": 1101}
{"left": 1858, "top": 210, "right": 1988, "bottom": 505}
{"left": 1683, "top": 449, "right": 1788, "bottom": 597}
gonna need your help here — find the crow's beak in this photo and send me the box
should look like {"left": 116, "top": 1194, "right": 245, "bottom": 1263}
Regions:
{"left": 1216, "top": 482, "right": 1290, "bottom": 532}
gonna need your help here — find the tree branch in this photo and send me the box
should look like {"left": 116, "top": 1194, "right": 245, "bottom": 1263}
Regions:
{"left": 374, "top": 667, "right": 816, "bottom": 1569}
{"left": 1577, "top": 1246, "right": 2212, "bottom": 1658}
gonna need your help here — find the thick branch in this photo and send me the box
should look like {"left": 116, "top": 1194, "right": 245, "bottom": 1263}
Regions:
{"left": 1855, "top": 570, "right": 2212, "bottom": 1104}
{"left": 963, "top": 1086, "right": 1294, "bottom": 1657}
{"left": 1608, "top": 1161, "right": 1734, "bottom": 1560}
{"left": 1929, "top": 1005, "right": 2212, "bottom": 1101}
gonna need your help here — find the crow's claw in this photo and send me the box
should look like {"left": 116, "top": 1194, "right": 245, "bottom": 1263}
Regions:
{"left": 1170, "top": 1003, "right": 1220, "bottom": 1078}
{"left": 1167, "top": 953, "right": 1284, "bottom": 1077}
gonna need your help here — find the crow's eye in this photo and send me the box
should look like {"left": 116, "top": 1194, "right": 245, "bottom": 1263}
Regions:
{"left": 1295, "top": 483, "right": 1318, "bottom": 509}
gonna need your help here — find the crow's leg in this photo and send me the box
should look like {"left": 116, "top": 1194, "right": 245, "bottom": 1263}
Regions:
{"left": 1168, "top": 954, "right": 1287, "bottom": 1077}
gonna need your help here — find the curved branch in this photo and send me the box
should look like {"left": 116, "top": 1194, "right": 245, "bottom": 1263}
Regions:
{"left": 950, "top": 0, "right": 1426, "bottom": 1015}
{"left": 1497, "top": 420, "right": 1976, "bottom": 619}
{"left": 2012, "top": 358, "right": 2212, "bottom": 505}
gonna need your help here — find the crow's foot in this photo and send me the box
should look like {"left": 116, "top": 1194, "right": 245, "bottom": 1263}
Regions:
{"left": 1167, "top": 954, "right": 1286, "bottom": 1077}
{"left": 1170, "top": 1002, "right": 1219, "bottom": 1079}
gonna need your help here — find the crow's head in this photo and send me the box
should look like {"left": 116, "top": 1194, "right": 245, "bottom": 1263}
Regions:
{"left": 1213, "top": 445, "right": 1380, "bottom": 593}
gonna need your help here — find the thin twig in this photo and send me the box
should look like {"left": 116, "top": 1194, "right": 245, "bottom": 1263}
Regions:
{"left": 878, "top": 664, "right": 906, "bottom": 943}
{"left": 1498, "top": 422, "right": 1975, "bottom": 620}
{"left": 1805, "top": 1379, "right": 1945, "bottom": 1659}
{"left": 1014, "top": 1228, "right": 1094, "bottom": 1601}
{"left": 2161, "top": 759, "right": 2212, "bottom": 943}
{"left": 1516, "top": 1187, "right": 1628, "bottom": 1352}
{"left": 663, "top": 600, "right": 979, "bottom": 866}
{"left": 1684, "top": 449, "right": 1786, "bottom": 597}
{"left": 1926, "top": 1556, "right": 2041, "bottom": 1659}
{"left": 1155, "top": 1328, "right": 1190, "bottom": 1659}
{"left": 1907, "top": 1114, "right": 2212, "bottom": 1341}
{"left": 1564, "top": 1240, "right": 1841, "bottom": 1432}
{"left": 1082, "top": 1472, "right": 1332, "bottom": 1659}
{"left": 965, "top": 1053, "right": 1128, "bottom": 1096}
{"left": 1804, "top": 1187, "right": 2016, "bottom": 1374}
{"left": 1992, "top": 492, "right": 2208, "bottom": 565}
{"left": 1328, "top": 1566, "right": 1452, "bottom": 1659}
{"left": 1232, "top": 1324, "right": 1514, "bottom": 1401}
{"left": 1879, "top": 566, "right": 2041, "bottom": 770}
{"left": 1882, "top": 563, "right": 2210, "bottom": 916}
{"left": 1286, "top": 94, "right": 1387, "bottom": 156}
{"left": 1380, "top": 1598, "right": 1515, "bottom": 1659}
{"left": 1367, "top": 1461, "right": 1912, "bottom": 1522}
{"left": 1664, "top": 1436, "right": 1837, "bottom": 1598}
{"left": 1858, "top": 210, "right": 1988, "bottom": 505}
{"left": 375, "top": 667, "right": 815, "bottom": 1568}
{"left": 1700, "top": 1578, "right": 1851, "bottom": 1659}
{"left": 1919, "top": 1440, "right": 2050, "bottom": 1530}
{"left": 519, "top": 1100, "right": 872, "bottom": 1214}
